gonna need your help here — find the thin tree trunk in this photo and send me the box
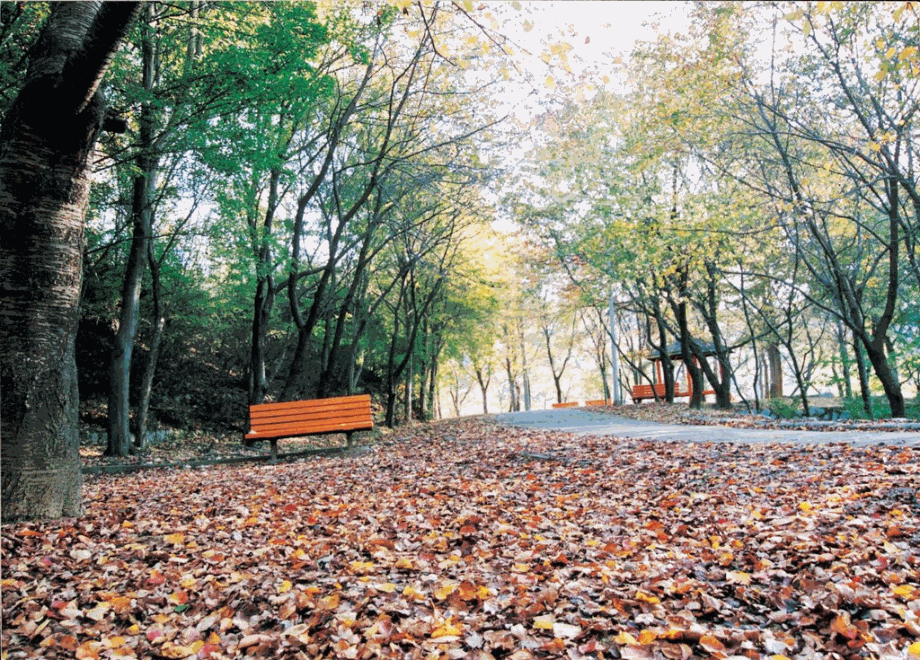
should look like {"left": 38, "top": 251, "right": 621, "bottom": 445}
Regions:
{"left": 476, "top": 367, "right": 490, "bottom": 414}
{"left": 853, "top": 333, "right": 872, "bottom": 418}
{"left": 249, "top": 170, "right": 280, "bottom": 405}
{"left": 835, "top": 318, "right": 852, "bottom": 399}
{"left": 134, "top": 237, "right": 165, "bottom": 452}
{"left": 106, "top": 3, "right": 157, "bottom": 457}
{"left": 767, "top": 344, "right": 783, "bottom": 398}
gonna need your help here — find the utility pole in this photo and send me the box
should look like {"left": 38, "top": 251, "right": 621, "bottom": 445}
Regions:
{"left": 609, "top": 291, "right": 622, "bottom": 404}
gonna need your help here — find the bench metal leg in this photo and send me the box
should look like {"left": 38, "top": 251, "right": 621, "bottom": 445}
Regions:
{"left": 346, "top": 432, "right": 353, "bottom": 447}
{"left": 270, "top": 439, "right": 278, "bottom": 463}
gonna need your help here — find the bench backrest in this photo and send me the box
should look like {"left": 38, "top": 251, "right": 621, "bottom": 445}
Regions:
{"left": 247, "top": 394, "right": 373, "bottom": 440}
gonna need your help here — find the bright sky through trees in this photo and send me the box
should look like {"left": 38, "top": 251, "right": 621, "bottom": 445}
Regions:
{"left": 513, "top": 1, "right": 689, "bottom": 78}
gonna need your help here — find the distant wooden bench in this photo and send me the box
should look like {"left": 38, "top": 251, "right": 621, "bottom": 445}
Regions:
{"left": 631, "top": 383, "right": 716, "bottom": 403}
{"left": 244, "top": 394, "right": 373, "bottom": 461}
{"left": 551, "top": 401, "right": 579, "bottom": 409}
{"left": 631, "top": 383, "right": 667, "bottom": 403}
{"left": 584, "top": 399, "right": 611, "bottom": 406}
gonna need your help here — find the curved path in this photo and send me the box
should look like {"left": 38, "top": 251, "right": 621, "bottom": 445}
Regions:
{"left": 491, "top": 408, "right": 920, "bottom": 447}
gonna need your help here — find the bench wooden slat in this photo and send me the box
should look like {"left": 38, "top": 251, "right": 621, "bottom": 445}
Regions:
{"left": 248, "top": 394, "right": 371, "bottom": 414}
{"left": 249, "top": 404, "right": 371, "bottom": 424}
{"left": 246, "top": 413, "right": 372, "bottom": 435}
{"left": 248, "top": 410, "right": 372, "bottom": 428}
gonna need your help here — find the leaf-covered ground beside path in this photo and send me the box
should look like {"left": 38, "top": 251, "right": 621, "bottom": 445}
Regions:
{"left": 3, "top": 418, "right": 919, "bottom": 659}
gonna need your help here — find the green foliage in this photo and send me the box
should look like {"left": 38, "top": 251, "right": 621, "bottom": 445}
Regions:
{"left": 0, "top": 2, "right": 49, "bottom": 115}
{"left": 841, "top": 397, "right": 920, "bottom": 421}
{"left": 766, "top": 397, "right": 800, "bottom": 420}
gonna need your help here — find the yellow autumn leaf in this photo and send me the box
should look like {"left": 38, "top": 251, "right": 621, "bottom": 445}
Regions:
{"left": 434, "top": 582, "right": 457, "bottom": 599}
{"left": 533, "top": 615, "right": 554, "bottom": 630}
{"left": 402, "top": 585, "right": 424, "bottom": 600}
{"left": 638, "top": 629, "right": 657, "bottom": 644}
{"left": 727, "top": 570, "right": 752, "bottom": 585}
{"left": 164, "top": 532, "right": 185, "bottom": 545}
{"left": 614, "top": 631, "right": 638, "bottom": 645}
{"left": 907, "top": 642, "right": 920, "bottom": 658}
{"left": 277, "top": 580, "right": 292, "bottom": 594}
{"left": 431, "top": 620, "right": 462, "bottom": 639}
{"left": 374, "top": 582, "right": 397, "bottom": 593}
{"left": 349, "top": 560, "right": 374, "bottom": 574}
{"left": 892, "top": 584, "right": 916, "bottom": 598}
{"left": 636, "top": 591, "right": 660, "bottom": 604}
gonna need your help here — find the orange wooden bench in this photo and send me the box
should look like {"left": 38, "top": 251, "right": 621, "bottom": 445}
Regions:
{"left": 584, "top": 399, "right": 611, "bottom": 406}
{"left": 244, "top": 394, "right": 373, "bottom": 461}
{"left": 631, "top": 383, "right": 715, "bottom": 403}
{"left": 551, "top": 401, "right": 579, "bottom": 409}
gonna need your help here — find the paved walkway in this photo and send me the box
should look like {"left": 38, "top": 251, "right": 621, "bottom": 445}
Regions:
{"left": 492, "top": 408, "right": 920, "bottom": 447}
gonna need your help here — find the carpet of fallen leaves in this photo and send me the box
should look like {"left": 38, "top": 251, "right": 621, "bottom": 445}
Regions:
{"left": 593, "top": 404, "right": 920, "bottom": 434}
{"left": 3, "top": 417, "right": 920, "bottom": 660}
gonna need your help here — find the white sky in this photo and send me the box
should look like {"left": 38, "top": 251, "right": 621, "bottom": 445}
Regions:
{"left": 510, "top": 1, "right": 690, "bottom": 76}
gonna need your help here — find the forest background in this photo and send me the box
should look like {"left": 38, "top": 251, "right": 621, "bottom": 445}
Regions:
{"left": 2, "top": 0, "right": 918, "bottom": 463}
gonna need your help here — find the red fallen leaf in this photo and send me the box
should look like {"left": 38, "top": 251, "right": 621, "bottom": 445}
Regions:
{"left": 197, "top": 642, "right": 221, "bottom": 658}
{"left": 541, "top": 637, "right": 567, "bottom": 653}
{"left": 147, "top": 629, "right": 164, "bottom": 643}
{"left": 16, "top": 529, "right": 42, "bottom": 537}
{"left": 698, "top": 634, "right": 726, "bottom": 654}
{"left": 886, "top": 525, "right": 903, "bottom": 538}
{"left": 830, "top": 613, "right": 858, "bottom": 640}
{"left": 147, "top": 569, "right": 167, "bottom": 586}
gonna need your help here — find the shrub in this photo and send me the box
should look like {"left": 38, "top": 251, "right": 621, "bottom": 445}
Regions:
{"left": 767, "top": 397, "right": 800, "bottom": 420}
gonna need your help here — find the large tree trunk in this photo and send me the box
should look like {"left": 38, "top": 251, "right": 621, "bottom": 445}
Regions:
{"left": 0, "top": 2, "right": 138, "bottom": 522}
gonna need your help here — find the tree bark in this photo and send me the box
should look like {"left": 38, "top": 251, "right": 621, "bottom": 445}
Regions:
{"left": 134, "top": 234, "right": 165, "bottom": 452}
{"left": 248, "top": 169, "right": 281, "bottom": 405}
{"left": 767, "top": 344, "right": 783, "bottom": 398}
{"left": 475, "top": 367, "right": 491, "bottom": 414}
{"left": 107, "top": 5, "right": 158, "bottom": 456}
{"left": 1, "top": 2, "right": 138, "bottom": 521}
